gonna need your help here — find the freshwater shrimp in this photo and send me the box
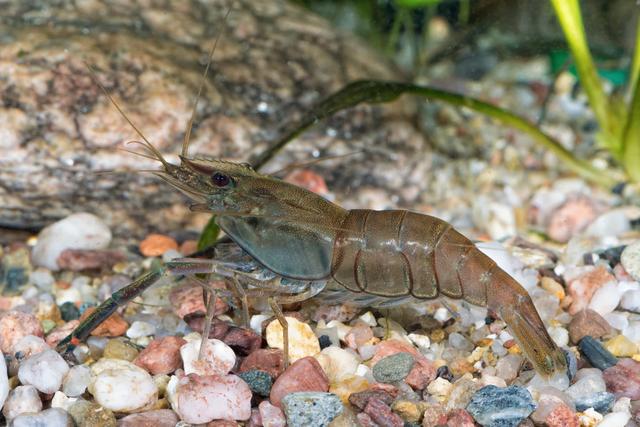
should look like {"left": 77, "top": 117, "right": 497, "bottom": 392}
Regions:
{"left": 57, "top": 23, "right": 567, "bottom": 380}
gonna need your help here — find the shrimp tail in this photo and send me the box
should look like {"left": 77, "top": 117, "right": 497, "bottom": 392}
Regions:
{"left": 488, "top": 268, "right": 567, "bottom": 378}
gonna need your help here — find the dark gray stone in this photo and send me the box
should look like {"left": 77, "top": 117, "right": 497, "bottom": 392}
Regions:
{"left": 579, "top": 336, "right": 618, "bottom": 370}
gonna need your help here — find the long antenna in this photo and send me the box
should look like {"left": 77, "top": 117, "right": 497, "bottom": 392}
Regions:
{"left": 84, "top": 62, "right": 169, "bottom": 168}
{"left": 181, "top": 8, "right": 232, "bottom": 158}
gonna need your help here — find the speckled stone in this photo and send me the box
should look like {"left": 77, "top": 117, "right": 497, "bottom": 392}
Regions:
{"left": 603, "top": 358, "right": 640, "bottom": 399}
{"left": 282, "top": 392, "right": 343, "bottom": 427}
{"left": 372, "top": 353, "right": 415, "bottom": 383}
{"left": 574, "top": 391, "right": 615, "bottom": 413}
{"left": 238, "top": 369, "right": 273, "bottom": 397}
{"left": 466, "top": 385, "right": 536, "bottom": 427}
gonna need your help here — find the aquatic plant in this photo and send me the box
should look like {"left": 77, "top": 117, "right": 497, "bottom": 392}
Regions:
{"left": 550, "top": 0, "right": 640, "bottom": 183}
{"left": 264, "top": 0, "right": 639, "bottom": 187}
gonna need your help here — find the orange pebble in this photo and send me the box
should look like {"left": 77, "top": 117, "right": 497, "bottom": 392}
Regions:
{"left": 179, "top": 239, "right": 199, "bottom": 256}
{"left": 139, "top": 234, "right": 178, "bottom": 257}
{"left": 80, "top": 307, "right": 129, "bottom": 337}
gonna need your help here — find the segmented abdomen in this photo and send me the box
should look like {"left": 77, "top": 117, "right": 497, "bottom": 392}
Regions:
{"left": 330, "top": 209, "right": 496, "bottom": 306}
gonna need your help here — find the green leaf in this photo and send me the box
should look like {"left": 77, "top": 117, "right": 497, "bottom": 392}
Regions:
{"left": 623, "top": 72, "right": 640, "bottom": 181}
{"left": 394, "top": 0, "right": 443, "bottom": 9}
{"left": 197, "top": 215, "right": 220, "bottom": 251}
{"left": 252, "top": 79, "right": 614, "bottom": 187}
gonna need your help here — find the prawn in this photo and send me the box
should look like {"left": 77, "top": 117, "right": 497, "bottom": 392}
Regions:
{"left": 57, "top": 21, "right": 567, "bottom": 380}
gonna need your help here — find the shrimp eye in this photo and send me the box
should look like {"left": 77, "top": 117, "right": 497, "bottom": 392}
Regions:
{"left": 211, "top": 172, "right": 230, "bottom": 187}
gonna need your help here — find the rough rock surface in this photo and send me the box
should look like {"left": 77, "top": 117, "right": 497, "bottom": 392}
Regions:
{"left": 0, "top": 0, "right": 427, "bottom": 239}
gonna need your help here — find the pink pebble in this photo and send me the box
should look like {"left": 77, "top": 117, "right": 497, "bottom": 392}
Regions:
{"left": 269, "top": 356, "right": 329, "bottom": 408}
{"left": 134, "top": 336, "right": 186, "bottom": 375}
{"left": 259, "top": 401, "right": 286, "bottom": 427}
{"left": 0, "top": 311, "right": 44, "bottom": 353}
{"left": 604, "top": 358, "right": 640, "bottom": 400}
{"left": 173, "top": 374, "right": 252, "bottom": 424}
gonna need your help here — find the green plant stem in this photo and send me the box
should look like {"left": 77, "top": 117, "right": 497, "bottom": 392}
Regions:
{"left": 623, "top": 72, "right": 640, "bottom": 181}
{"left": 631, "top": 21, "right": 640, "bottom": 100}
{"left": 252, "top": 80, "right": 614, "bottom": 187}
{"left": 549, "top": 0, "right": 612, "bottom": 142}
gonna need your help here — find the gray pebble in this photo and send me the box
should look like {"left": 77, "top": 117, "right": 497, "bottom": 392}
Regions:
{"left": 372, "top": 352, "right": 414, "bottom": 383}
{"left": 11, "top": 408, "right": 74, "bottom": 427}
{"left": 282, "top": 392, "right": 343, "bottom": 427}
{"left": 574, "top": 391, "right": 615, "bottom": 413}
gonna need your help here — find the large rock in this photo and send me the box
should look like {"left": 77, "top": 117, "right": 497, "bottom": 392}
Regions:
{"left": 0, "top": 0, "right": 426, "bottom": 239}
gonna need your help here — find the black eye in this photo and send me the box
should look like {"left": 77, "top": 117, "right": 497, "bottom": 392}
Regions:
{"left": 211, "top": 172, "right": 230, "bottom": 187}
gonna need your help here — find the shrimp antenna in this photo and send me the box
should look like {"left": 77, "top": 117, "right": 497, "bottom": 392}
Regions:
{"left": 83, "top": 61, "right": 170, "bottom": 168}
{"left": 270, "top": 150, "right": 364, "bottom": 176}
{"left": 182, "top": 8, "right": 232, "bottom": 158}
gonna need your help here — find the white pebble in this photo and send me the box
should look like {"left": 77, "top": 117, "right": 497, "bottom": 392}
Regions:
{"left": 32, "top": 212, "right": 112, "bottom": 271}
{"left": 358, "top": 311, "right": 377, "bottom": 327}
{"left": 2, "top": 385, "right": 42, "bottom": 420}
{"left": 408, "top": 333, "right": 431, "bottom": 351}
{"left": 266, "top": 317, "right": 320, "bottom": 362}
{"left": 578, "top": 408, "right": 603, "bottom": 425}
{"left": 588, "top": 281, "right": 621, "bottom": 316}
{"left": 169, "top": 374, "right": 251, "bottom": 423}
{"left": 586, "top": 210, "right": 630, "bottom": 238}
{"left": 0, "top": 352, "right": 8, "bottom": 411}
{"left": 13, "top": 335, "right": 48, "bottom": 358}
{"left": 18, "top": 349, "right": 69, "bottom": 394}
{"left": 612, "top": 396, "right": 631, "bottom": 413}
{"left": 358, "top": 344, "right": 377, "bottom": 360}
{"left": 434, "top": 307, "right": 452, "bottom": 323}
{"left": 180, "top": 338, "right": 236, "bottom": 376}
{"left": 88, "top": 358, "right": 158, "bottom": 412}
{"left": 11, "top": 407, "right": 72, "bottom": 427}
{"left": 427, "top": 377, "right": 453, "bottom": 400}
{"left": 315, "top": 346, "right": 360, "bottom": 382}
{"left": 547, "top": 326, "right": 569, "bottom": 347}
{"left": 620, "top": 289, "right": 640, "bottom": 313}
{"left": 326, "top": 320, "right": 352, "bottom": 341}
{"left": 355, "top": 364, "right": 373, "bottom": 380}
{"left": 54, "top": 287, "right": 82, "bottom": 306}
{"left": 62, "top": 364, "right": 91, "bottom": 397}
{"left": 623, "top": 322, "right": 640, "bottom": 342}
{"left": 250, "top": 314, "right": 270, "bottom": 335}
{"left": 604, "top": 312, "right": 629, "bottom": 331}
{"left": 50, "top": 391, "right": 77, "bottom": 411}
{"left": 598, "top": 411, "right": 631, "bottom": 427}
{"left": 566, "top": 374, "right": 606, "bottom": 401}
{"left": 495, "top": 354, "right": 523, "bottom": 382}
{"left": 622, "top": 241, "right": 640, "bottom": 281}
{"left": 126, "top": 320, "right": 156, "bottom": 339}
{"left": 29, "top": 268, "right": 55, "bottom": 291}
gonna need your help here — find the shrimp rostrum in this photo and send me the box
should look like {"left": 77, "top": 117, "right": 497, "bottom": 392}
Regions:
{"left": 56, "top": 43, "right": 567, "bottom": 381}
